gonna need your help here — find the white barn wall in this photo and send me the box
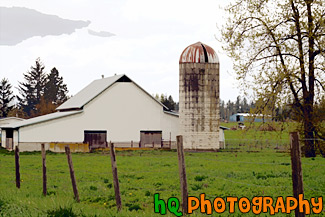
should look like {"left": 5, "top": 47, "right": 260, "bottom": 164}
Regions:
{"left": 18, "top": 82, "right": 178, "bottom": 145}
{"left": 161, "top": 112, "right": 179, "bottom": 143}
{"left": 1, "top": 130, "right": 6, "bottom": 148}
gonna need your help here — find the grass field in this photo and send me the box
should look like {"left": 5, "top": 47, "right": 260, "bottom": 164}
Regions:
{"left": 0, "top": 146, "right": 324, "bottom": 216}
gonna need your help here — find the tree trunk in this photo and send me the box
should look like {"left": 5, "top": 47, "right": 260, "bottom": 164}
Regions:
{"left": 303, "top": 103, "right": 316, "bottom": 157}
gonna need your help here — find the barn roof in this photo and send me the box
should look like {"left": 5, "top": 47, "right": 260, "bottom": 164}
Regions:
{"left": 2, "top": 110, "right": 82, "bottom": 129}
{"left": 56, "top": 74, "right": 169, "bottom": 111}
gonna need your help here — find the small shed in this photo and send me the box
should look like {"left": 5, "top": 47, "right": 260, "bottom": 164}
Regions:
{"left": 0, "top": 117, "right": 25, "bottom": 146}
{"left": 0, "top": 117, "right": 25, "bottom": 126}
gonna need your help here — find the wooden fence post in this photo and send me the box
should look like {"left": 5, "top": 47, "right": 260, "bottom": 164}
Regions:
{"left": 65, "top": 146, "right": 80, "bottom": 202}
{"left": 15, "top": 146, "right": 20, "bottom": 189}
{"left": 290, "top": 132, "right": 305, "bottom": 217}
{"left": 41, "top": 143, "right": 47, "bottom": 196}
{"left": 109, "top": 142, "right": 122, "bottom": 211}
{"left": 176, "top": 135, "right": 188, "bottom": 214}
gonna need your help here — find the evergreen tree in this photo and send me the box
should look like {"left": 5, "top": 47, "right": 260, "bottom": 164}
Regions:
{"left": 17, "top": 58, "right": 47, "bottom": 117}
{"left": 0, "top": 78, "right": 15, "bottom": 117}
{"left": 242, "top": 97, "right": 249, "bottom": 113}
{"left": 44, "top": 67, "right": 68, "bottom": 106}
{"left": 235, "top": 96, "right": 241, "bottom": 113}
{"left": 160, "top": 94, "right": 176, "bottom": 111}
{"left": 153, "top": 93, "right": 178, "bottom": 111}
{"left": 220, "top": 100, "right": 225, "bottom": 120}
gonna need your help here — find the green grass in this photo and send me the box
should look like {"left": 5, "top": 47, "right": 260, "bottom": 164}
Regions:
{"left": 0, "top": 147, "right": 324, "bottom": 216}
{"left": 222, "top": 121, "right": 299, "bottom": 151}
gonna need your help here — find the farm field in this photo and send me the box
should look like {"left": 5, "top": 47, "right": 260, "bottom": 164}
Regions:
{"left": 0, "top": 147, "right": 324, "bottom": 216}
{"left": 221, "top": 122, "right": 298, "bottom": 149}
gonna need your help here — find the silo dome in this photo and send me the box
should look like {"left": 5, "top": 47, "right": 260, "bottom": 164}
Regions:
{"left": 179, "top": 42, "right": 219, "bottom": 63}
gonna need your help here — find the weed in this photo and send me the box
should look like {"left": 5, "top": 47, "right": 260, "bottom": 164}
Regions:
{"left": 47, "top": 206, "right": 80, "bottom": 217}
{"left": 191, "top": 184, "right": 203, "bottom": 191}
{"left": 89, "top": 186, "right": 97, "bottom": 191}
{"left": 194, "top": 175, "right": 208, "bottom": 181}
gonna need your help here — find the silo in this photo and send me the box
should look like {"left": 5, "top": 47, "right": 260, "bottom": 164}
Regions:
{"left": 179, "top": 42, "right": 220, "bottom": 150}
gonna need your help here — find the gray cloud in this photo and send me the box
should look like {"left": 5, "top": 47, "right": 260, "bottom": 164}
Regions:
{"left": 88, "top": 29, "right": 115, "bottom": 38}
{"left": 0, "top": 7, "right": 91, "bottom": 46}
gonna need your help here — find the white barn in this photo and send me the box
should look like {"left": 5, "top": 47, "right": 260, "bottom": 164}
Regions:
{"left": 1, "top": 74, "right": 179, "bottom": 151}
{"left": 1, "top": 74, "right": 227, "bottom": 152}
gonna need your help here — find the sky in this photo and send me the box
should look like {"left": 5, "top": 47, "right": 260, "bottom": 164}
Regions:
{"left": 0, "top": 0, "right": 240, "bottom": 103}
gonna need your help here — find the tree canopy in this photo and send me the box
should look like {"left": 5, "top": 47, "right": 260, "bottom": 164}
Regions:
{"left": 222, "top": 0, "right": 325, "bottom": 157}
{"left": 17, "top": 58, "right": 69, "bottom": 117}
{"left": 0, "top": 78, "right": 15, "bottom": 117}
{"left": 44, "top": 67, "right": 68, "bottom": 106}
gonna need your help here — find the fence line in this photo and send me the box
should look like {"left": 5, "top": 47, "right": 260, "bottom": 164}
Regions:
{"left": 1, "top": 134, "right": 324, "bottom": 214}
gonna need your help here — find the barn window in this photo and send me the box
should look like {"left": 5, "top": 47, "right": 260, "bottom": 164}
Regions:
{"left": 84, "top": 130, "right": 107, "bottom": 149}
{"left": 140, "top": 130, "right": 162, "bottom": 148}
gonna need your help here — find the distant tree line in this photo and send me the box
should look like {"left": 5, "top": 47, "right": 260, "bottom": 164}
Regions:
{"left": 219, "top": 96, "right": 253, "bottom": 121}
{"left": 155, "top": 93, "right": 324, "bottom": 123}
{"left": 154, "top": 94, "right": 178, "bottom": 111}
{"left": 0, "top": 58, "right": 68, "bottom": 119}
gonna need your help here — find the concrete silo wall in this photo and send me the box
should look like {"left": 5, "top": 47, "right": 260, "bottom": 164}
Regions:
{"left": 179, "top": 62, "right": 220, "bottom": 150}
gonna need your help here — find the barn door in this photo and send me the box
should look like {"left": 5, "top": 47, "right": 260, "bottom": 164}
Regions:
{"left": 140, "top": 130, "right": 162, "bottom": 148}
{"left": 84, "top": 130, "right": 107, "bottom": 149}
{"left": 6, "top": 129, "right": 13, "bottom": 150}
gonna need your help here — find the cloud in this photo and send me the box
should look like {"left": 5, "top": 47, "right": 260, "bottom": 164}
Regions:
{"left": 0, "top": 7, "right": 91, "bottom": 46}
{"left": 88, "top": 29, "right": 115, "bottom": 38}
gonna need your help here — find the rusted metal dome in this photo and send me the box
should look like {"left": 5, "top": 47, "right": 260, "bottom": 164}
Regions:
{"left": 179, "top": 42, "right": 219, "bottom": 63}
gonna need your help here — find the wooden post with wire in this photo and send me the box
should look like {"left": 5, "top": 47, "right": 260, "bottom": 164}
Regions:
{"left": 176, "top": 135, "right": 188, "bottom": 214}
{"left": 41, "top": 143, "right": 47, "bottom": 196}
{"left": 290, "top": 132, "right": 305, "bottom": 217}
{"left": 15, "top": 146, "right": 20, "bottom": 189}
{"left": 109, "top": 142, "right": 122, "bottom": 211}
{"left": 65, "top": 146, "right": 80, "bottom": 202}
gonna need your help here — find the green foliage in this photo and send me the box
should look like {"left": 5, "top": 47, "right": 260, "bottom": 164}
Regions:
{"left": 194, "top": 175, "right": 208, "bottom": 182}
{"left": 44, "top": 67, "right": 68, "bottom": 106}
{"left": 221, "top": 0, "right": 325, "bottom": 157}
{"left": 16, "top": 59, "right": 69, "bottom": 118}
{"left": 0, "top": 198, "right": 6, "bottom": 212}
{"left": 154, "top": 93, "right": 178, "bottom": 111}
{"left": 17, "top": 58, "right": 47, "bottom": 117}
{"left": 127, "top": 204, "right": 142, "bottom": 211}
{"left": 47, "top": 206, "right": 80, "bottom": 217}
{"left": 191, "top": 183, "right": 203, "bottom": 191}
{"left": 0, "top": 78, "right": 14, "bottom": 117}
{"left": 89, "top": 185, "right": 98, "bottom": 191}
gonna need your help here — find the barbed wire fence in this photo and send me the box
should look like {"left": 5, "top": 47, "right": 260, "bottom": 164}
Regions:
{"left": 0, "top": 135, "right": 324, "bottom": 215}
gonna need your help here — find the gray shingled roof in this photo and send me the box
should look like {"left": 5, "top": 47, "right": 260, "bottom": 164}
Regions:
{"left": 2, "top": 110, "right": 82, "bottom": 129}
